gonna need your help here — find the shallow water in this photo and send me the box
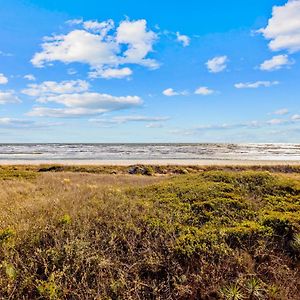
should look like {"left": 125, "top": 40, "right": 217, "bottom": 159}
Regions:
{"left": 0, "top": 143, "right": 300, "bottom": 161}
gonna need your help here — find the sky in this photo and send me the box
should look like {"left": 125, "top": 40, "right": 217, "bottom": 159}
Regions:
{"left": 0, "top": 0, "right": 300, "bottom": 143}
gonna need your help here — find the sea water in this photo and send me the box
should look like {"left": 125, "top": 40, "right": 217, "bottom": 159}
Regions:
{"left": 0, "top": 143, "right": 299, "bottom": 161}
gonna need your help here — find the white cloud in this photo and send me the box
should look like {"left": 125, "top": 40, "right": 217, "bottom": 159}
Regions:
{"left": 27, "top": 107, "right": 108, "bottom": 117}
{"left": 91, "top": 115, "right": 169, "bottom": 124}
{"left": 194, "top": 86, "right": 214, "bottom": 95}
{"left": 36, "top": 92, "right": 141, "bottom": 108}
{"left": 67, "top": 68, "right": 77, "bottom": 75}
{"left": 83, "top": 19, "right": 114, "bottom": 36}
{"left": 116, "top": 19, "right": 158, "bottom": 68}
{"left": 272, "top": 108, "right": 289, "bottom": 115}
{"left": 0, "top": 118, "right": 33, "bottom": 128}
{"left": 66, "top": 19, "right": 83, "bottom": 26}
{"left": 195, "top": 118, "right": 291, "bottom": 132}
{"left": 32, "top": 19, "right": 158, "bottom": 78}
{"left": 176, "top": 32, "right": 190, "bottom": 47}
{"left": 234, "top": 81, "right": 279, "bottom": 89}
{"left": 162, "top": 88, "right": 188, "bottom": 96}
{"left": 0, "top": 73, "right": 8, "bottom": 84}
{"left": 266, "top": 118, "right": 286, "bottom": 125}
{"left": 24, "top": 74, "right": 36, "bottom": 81}
{"left": 196, "top": 123, "right": 246, "bottom": 131}
{"left": 0, "top": 91, "right": 21, "bottom": 104}
{"left": 112, "top": 115, "right": 169, "bottom": 123}
{"left": 260, "top": 54, "right": 294, "bottom": 71}
{"left": 291, "top": 114, "right": 300, "bottom": 120}
{"left": 163, "top": 88, "right": 178, "bottom": 96}
{"left": 24, "top": 79, "right": 142, "bottom": 117}
{"left": 89, "top": 67, "right": 132, "bottom": 79}
{"left": 27, "top": 92, "right": 142, "bottom": 117}
{"left": 66, "top": 19, "right": 115, "bottom": 38}
{"left": 206, "top": 56, "right": 228, "bottom": 73}
{"left": 146, "top": 123, "right": 164, "bottom": 128}
{"left": 258, "top": 0, "right": 300, "bottom": 53}
{"left": 31, "top": 29, "right": 119, "bottom": 67}
{"left": 0, "top": 118, "right": 60, "bottom": 129}
{"left": 22, "top": 80, "right": 89, "bottom": 97}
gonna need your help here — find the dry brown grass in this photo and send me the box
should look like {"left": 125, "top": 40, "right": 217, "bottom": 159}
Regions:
{"left": 0, "top": 172, "right": 161, "bottom": 231}
{"left": 0, "top": 167, "right": 299, "bottom": 299}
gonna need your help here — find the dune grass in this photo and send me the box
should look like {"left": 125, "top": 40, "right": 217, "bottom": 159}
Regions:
{"left": 0, "top": 166, "right": 299, "bottom": 299}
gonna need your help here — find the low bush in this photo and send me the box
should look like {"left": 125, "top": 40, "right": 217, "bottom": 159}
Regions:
{"left": 0, "top": 169, "right": 299, "bottom": 299}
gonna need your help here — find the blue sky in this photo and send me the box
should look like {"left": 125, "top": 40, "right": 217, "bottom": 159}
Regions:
{"left": 0, "top": 0, "right": 300, "bottom": 142}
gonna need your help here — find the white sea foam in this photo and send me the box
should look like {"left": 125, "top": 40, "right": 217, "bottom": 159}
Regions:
{"left": 0, "top": 143, "right": 299, "bottom": 161}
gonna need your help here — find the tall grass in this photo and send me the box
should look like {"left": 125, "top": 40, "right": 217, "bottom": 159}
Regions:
{"left": 0, "top": 167, "right": 299, "bottom": 299}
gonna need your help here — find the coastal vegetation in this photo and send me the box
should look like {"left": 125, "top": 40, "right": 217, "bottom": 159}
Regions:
{"left": 0, "top": 165, "right": 299, "bottom": 299}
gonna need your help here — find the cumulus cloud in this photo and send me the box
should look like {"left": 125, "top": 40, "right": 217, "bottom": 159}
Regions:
{"left": 116, "top": 19, "right": 158, "bottom": 68}
{"left": 258, "top": 0, "right": 300, "bottom": 53}
{"left": 162, "top": 88, "right": 187, "bottom": 96}
{"left": 234, "top": 81, "right": 279, "bottom": 89}
{"left": 32, "top": 19, "right": 158, "bottom": 79}
{"left": 176, "top": 32, "right": 190, "bottom": 47}
{"left": 260, "top": 54, "right": 294, "bottom": 71}
{"left": 0, "top": 91, "right": 21, "bottom": 104}
{"left": 272, "top": 108, "right": 289, "bottom": 115}
{"left": 0, "top": 73, "right": 8, "bottom": 84}
{"left": 24, "top": 74, "right": 36, "bottom": 81}
{"left": 206, "top": 56, "right": 228, "bottom": 73}
{"left": 24, "top": 79, "right": 142, "bottom": 117}
{"left": 194, "top": 86, "right": 214, "bottom": 95}
{"left": 31, "top": 29, "right": 119, "bottom": 68}
{"left": 66, "top": 19, "right": 83, "bottom": 25}
{"left": 26, "top": 93, "right": 142, "bottom": 118}
{"left": 22, "top": 80, "right": 89, "bottom": 97}
{"left": 83, "top": 19, "right": 114, "bottom": 37}
{"left": 163, "top": 88, "right": 178, "bottom": 96}
{"left": 89, "top": 67, "right": 132, "bottom": 79}
{"left": 291, "top": 114, "right": 300, "bottom": 120}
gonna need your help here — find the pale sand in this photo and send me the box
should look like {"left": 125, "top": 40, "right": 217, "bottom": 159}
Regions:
{"left": 0, "top": 159, "right": 300, "bottom": 166}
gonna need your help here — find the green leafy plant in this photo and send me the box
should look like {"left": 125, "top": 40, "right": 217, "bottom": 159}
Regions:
{"left": 221, "top": 283, "right": 245, "bottom": 300}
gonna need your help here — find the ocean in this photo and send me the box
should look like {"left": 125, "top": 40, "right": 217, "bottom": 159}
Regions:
{"left": 0, "top": 143, "right": 300, "bottom": 162}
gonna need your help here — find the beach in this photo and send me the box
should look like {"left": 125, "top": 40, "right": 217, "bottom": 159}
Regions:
{"left": 1, "top": 159, "right": 300, "bottom": 165}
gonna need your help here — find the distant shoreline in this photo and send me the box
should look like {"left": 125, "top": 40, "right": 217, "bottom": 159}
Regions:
{"left": 1, "top": 159, "right": 300, "bottom": 166}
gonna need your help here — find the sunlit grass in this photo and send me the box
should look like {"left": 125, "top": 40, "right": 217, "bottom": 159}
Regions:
{"left": 0, "top": 166, "right": 299, "bottom": 299}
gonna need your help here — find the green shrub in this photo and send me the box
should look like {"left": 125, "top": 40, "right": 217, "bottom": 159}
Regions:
{"left": 58, "top": 214, "right": 72, "bottom": 225}
{"left": 0, "top": 228, "right": 15, "bottom": 243}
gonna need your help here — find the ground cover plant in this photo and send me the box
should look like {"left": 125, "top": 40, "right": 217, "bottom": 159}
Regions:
{"left": 0, "top": 166, "right": 299, "bottom": 299}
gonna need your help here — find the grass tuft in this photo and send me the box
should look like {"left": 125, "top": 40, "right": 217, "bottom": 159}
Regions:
{"left": 0, "top": 167, "right": 299, "bottom": 298}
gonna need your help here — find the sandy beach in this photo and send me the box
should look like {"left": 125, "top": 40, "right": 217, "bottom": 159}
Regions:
{"left": 1, "top": 159, "right": 300, "bottom": 165}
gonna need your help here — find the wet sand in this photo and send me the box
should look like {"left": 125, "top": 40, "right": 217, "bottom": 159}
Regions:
{"left": 0, "top": 159, "right": 300, "bottom": 166}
